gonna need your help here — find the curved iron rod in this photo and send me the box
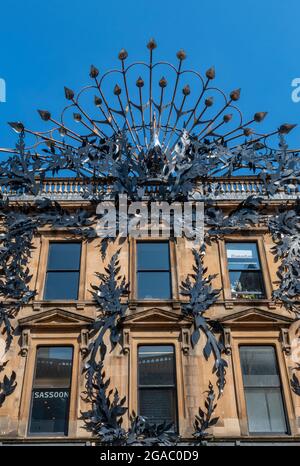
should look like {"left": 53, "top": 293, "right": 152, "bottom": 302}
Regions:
{"left": 121, "top": 59, "right": 142, "bottom": 148}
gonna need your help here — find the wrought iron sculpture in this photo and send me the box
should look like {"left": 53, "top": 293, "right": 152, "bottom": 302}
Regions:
{"left": 268, "top": 201, "right": 300, "bottom": 313}
{"left": 81, "top": 362, "right": 177, "bottom": 445}
{"left": 180, "top": 247, "right": 227, "bottom": 395}
{"left": 0, "top": 369, "right": 16, "bottom": 408}
{"left": 205, "top": 196, "right": 263, "bottom": 237}
{"left": 0, "top": 39, "right": 299, "bottom": 202}
{"left": 0, "top": 40, "right": 298, "bottom": 435}
{"left": 0, "top": 197, "right": 99, "bottom": 349}
{"left": 126, "top": 413, "right": 177, "bottom": 446}
{"left": 85, "top": 251, "right": 129, "bottom": 394}
{"left": 291, "top": 366, "right": 300, "bottom": 396}
{"left": 81, "top": 363, "right": 127, "bottom": 445}
{"left": 193, "top": 382, "right": 219, "bottom": 444}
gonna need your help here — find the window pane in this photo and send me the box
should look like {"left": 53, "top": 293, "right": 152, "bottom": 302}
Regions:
{"left": 137, "top": 242, "right": 170, "bottom": 270}
{"left": 240, "top": 346, "right": 287, "bottom": 434}
{"left": 267, "top": 389, "right": 288, "bottom": 433}
{"left": 244, "top": 388, "right": 287, "bottom": 433}
{"left": 240, "top": 346, "right": 280, "bottom": 387}
{"left": 139, "top": 346, "right": 175, "bottom": 386}
{"left": 44, "top": 271, "right": 80, "bottom": 300}
{"left": 226, "top": 243, "right": 260, "bottom": 270}
{"left": 229, "top": 270, "right": 265, "bottom": 298}
{"left": 47, "top": 243, "right": 81, "bottom": 271}
{"left": 138, "top": 346, "right": 177, "bottom": 428}
{"left": 244, "top": 388, "right": 271, "bottom": 433}
{"left": 29, "top": 389, "right": 71, "bottom": 435}
{"left": 34, "top": 347, "right": 73, "bottom": 388}
{"left": 137, "top": 271, "right": 171, "bottom": 299}
{"left": 139, "top": 388, "right": 176, "bottom": 425}
{"left": 29, "top": 347, "right": 73, "bottom": 435}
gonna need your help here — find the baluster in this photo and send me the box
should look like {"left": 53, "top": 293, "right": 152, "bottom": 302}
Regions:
{"left": 240, "top": 181, "right": 245, "bottom": 194}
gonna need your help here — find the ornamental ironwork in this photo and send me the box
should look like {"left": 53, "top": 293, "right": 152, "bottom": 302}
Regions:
{"left": 0, "top": 39, "right": 299, "bottom": 200}
{"left": 0, "top": 40, "right": 299, "bottom": 443}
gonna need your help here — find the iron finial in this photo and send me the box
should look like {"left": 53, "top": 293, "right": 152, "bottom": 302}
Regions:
{"left": 118, "top": 49, "right": 128, "bottom": 61}
{"left": 90, "top": 65, "right": 99, "bottom": 78}
{"left": 38, "top": 110, "right": 51, "bottom": 121}
{"left": 205, "top": 97, "right": 214, "bottom": 107}
{"left": 254, "top": 112, "right": 268, "bottom": 122}
{"left": 8, "top": 121, "right": 24, "bottom": 133}
{"left": 159, "top": 77, "right": 167, "bottom": 88}
{"left": 176, "top": 49, "right": 187, "bottom": 61}
{"left": 278, "top": 123, "right": 297, "bottom": 134}
{"left": 136, "top": 77, "right": 144, "bottom": 88}
{"left": 113, "top": 84, "right": 122, "bottom": 96}
{"left": 230, "top": 88, "right": 241, "bottom": 101}
{"left": 147, "top": 38, "right": 157, "bottom": 50}
{"left": 223, "top": 114, "right": 232, "bottom": 123}
{"left": 182, "top": 84, "right": 191, "bottom": 96}
{"left": 94, "top": 96, "right": 102, "bottom": 107}
{"left": 206, "top": 67, "right": 215, "bottom": 80}
{"left": 64, "top": 87, "right": 75, "bottom": 100}
{"left": 73, "top": 113, "right": 82, "bottom": 122}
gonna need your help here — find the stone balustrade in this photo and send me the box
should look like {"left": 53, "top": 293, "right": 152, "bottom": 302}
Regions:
{"left": 0, "top": 176, "right": 299, "bottom": 201}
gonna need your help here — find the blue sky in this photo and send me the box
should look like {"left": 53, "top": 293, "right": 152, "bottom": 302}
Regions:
{"left": 0, "top": 0, "right": 299, "bottom": 150}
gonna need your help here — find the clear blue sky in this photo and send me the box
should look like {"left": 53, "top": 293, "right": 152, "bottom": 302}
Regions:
{"left": 0, "top": 0, "right": 299, "bottom": 150}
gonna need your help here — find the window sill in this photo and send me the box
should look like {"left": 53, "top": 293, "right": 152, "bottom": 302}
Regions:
{"left": 246, "top": 432, "right": 290, "bottom": 437}
{"left": 32, "top": 300, "right": 89, "bottom": 311}
{"left": 128, "top": 299, "right": 181, "bottom": 310}
{"left": 26, "top": 433, "right": 69, "bottom": 438}
{"left": 222, "top": 298, "right": 276, "bottom": 310}
{"left": 29, "top": 298, "right": 280, "bottom": 313}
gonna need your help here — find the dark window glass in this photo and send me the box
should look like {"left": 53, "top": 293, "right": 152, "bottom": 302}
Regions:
{"left": 138, "top": 345, "right": 177, "bottom": 429}
{"left": 29, "top": 347, "right": 73, "bottom": 436}
{"left": 240, "top": 346, "right": 288, "bottom": 434}
{"left": 226, "top": 242, "right": 265, "bottom": 299}
{"left": 137, "top": 242, "right": 171, "bottom": 299}
{"left": 44, "top": 243, "right": 81, "bottom": 300}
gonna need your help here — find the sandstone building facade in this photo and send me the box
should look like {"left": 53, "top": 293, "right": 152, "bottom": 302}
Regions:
{"left": 0, "top": 176, "right": 299, "bottom": 445}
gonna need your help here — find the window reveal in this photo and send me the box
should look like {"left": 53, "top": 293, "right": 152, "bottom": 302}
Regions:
{"left": 240, "top": 346, "right": 288, "bottom": 434}
{"left": 44, "top": 242, "right": 81, "bottom": 300}
{"left": 138, "top": 345, "right": 177, "bottom": 429}
{"left": 28, "top": 346, "right": 73, "bottom": 435}
{"left": 226, "top": 242, "right": 265, "bottom": 299}
{"left": 136, "top": 242, "right": 171, "bottom": 299}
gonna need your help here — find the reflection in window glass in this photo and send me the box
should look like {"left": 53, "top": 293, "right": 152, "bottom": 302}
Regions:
{"left": 240, "top": 346, "right": 287, "bottom": 434}
{"left": 226, "top": 242, "right": 265, "bottom": 299}
{"left": 137, "top": 242, "right": 171, "bottom": 299}
{"left": 138, "top": 345, "right": 177, "bottom": 429}
{"left": 29, "top": 347, "right": 73, "bottom": 435}
{"left": 44, "top": 243, "right": 81, "bottom": 300}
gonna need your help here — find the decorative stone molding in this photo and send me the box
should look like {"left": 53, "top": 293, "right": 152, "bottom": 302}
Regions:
{"left": 123, "top": 307, "right": 193, "bottom": 330}
{"left": 280, "top": 328, "right": 291, "bottom": 355}
{"left": 18, "top": 308, "right": 94, "bottom": 358}
{"left": 20, "top": 329, "right": 30, "bottom": 356}
{"left": 219, "top": 308, "right": 294, "bottom": 357}
{"left": 80, "top": 329, "right": 90, "bottom": 357}
{"left": 181, "top": 328, "right": 190, "bottom": 355}
{"left": 18, "top": 308, "right": 94, "bottom": 329}
{"left": 220, "top": 307, "right": 294, "bottom": 329}
{"left": 122, "top": 329, "right": 131, "bottom": 354}
{"left": 122, "top": 307, "right": 193, "bottom": 355}
{"left": 223, "top": 328, "right": 232, "bottom": 355}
